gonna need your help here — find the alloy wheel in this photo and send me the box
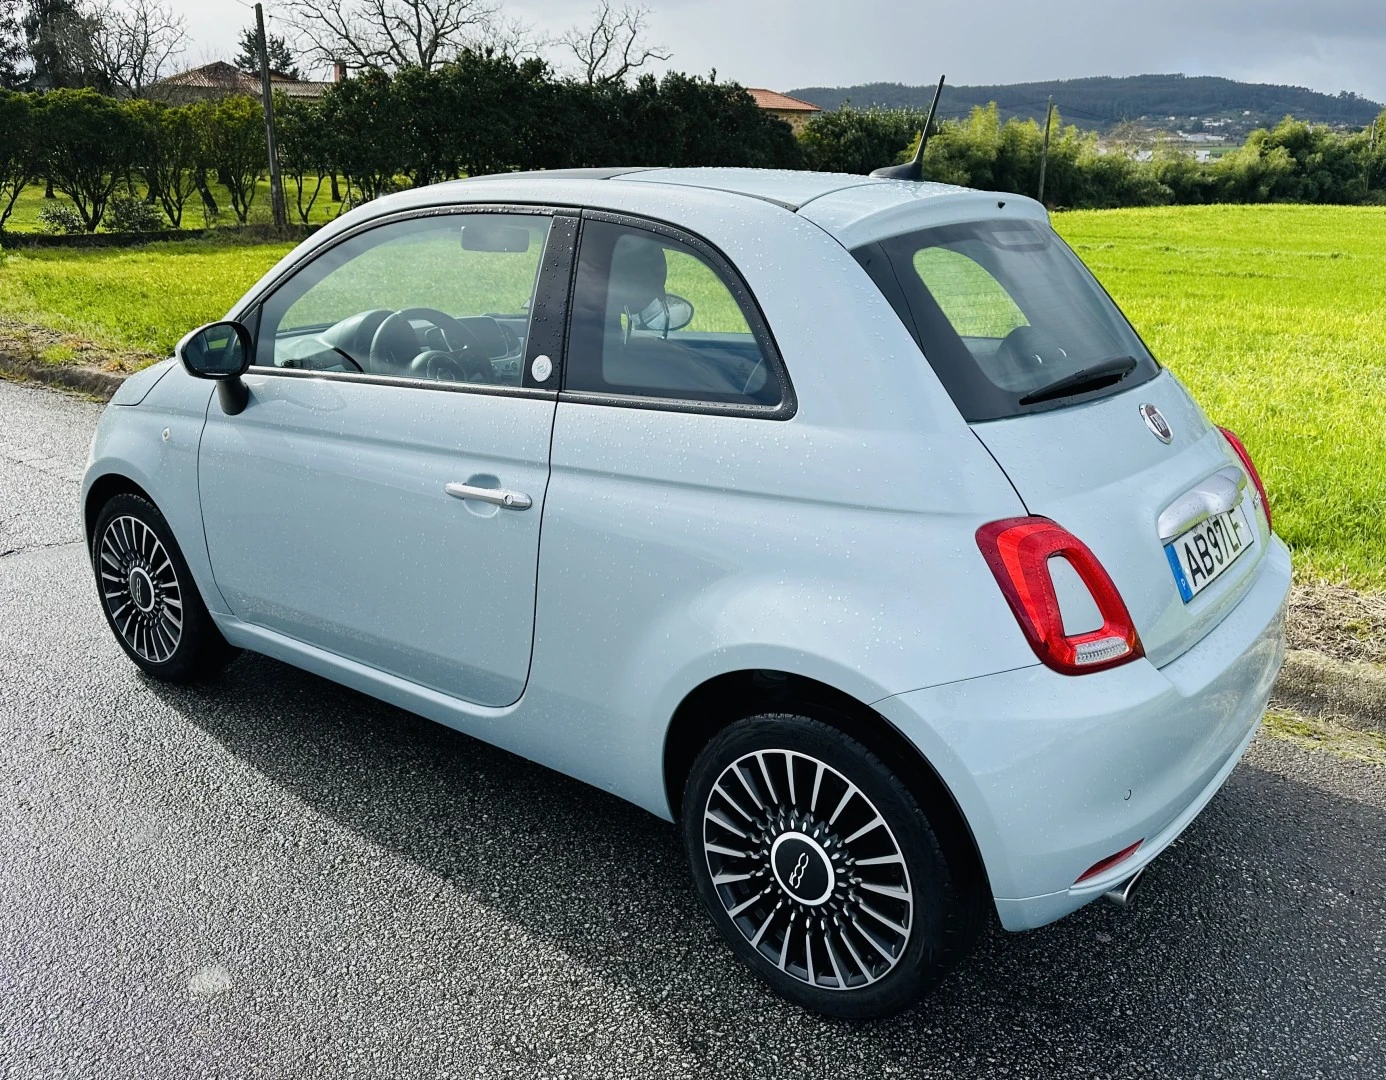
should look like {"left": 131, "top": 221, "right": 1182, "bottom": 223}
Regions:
{"left": 702, "top": 749, "right": 913, "bottom": 991}
{"left": 98, "top": 515, "right": 184, "bottom": 664}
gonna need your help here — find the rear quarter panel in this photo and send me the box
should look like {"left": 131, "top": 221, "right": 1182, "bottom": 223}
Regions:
{"left": 527, "top": 192, "right": 1037, "bottom": 817}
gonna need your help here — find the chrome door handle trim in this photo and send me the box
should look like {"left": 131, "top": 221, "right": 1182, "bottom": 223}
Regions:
{"left": 1157, "top": 466, "right": 1246, "bottom": 542}
{"left": 445, "top": 482, "right": 533, "bottom": 510}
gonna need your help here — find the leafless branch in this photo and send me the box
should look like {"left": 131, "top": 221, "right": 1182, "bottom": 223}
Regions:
{"left": 556, "top": 1, "right": 669, "bottom": 86}
{"left": 86, "top": 0, "right": 187, "bottom": 96}
{"left": 279, "top": 0, "right": 499, "bottom": 73}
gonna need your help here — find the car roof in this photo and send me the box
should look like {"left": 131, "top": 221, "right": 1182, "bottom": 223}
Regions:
{"left": 459, "top": 167, "right": 1049, "bottom": 248}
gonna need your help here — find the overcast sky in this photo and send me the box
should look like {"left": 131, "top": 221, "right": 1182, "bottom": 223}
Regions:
{"left": 173, "top": 0, "right": 1386, "bottom": 104}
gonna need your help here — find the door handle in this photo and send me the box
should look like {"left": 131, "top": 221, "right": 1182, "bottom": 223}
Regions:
{"left": 445, "top": 482, "right": 532, "bottom": 511}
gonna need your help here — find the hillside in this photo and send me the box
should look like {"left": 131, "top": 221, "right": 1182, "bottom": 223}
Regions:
{"left": 787, "top": 74, "right": 1383, "bottom": 134}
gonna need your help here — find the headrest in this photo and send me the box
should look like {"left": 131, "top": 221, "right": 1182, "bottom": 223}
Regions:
{"left": 607, "top": 236, "right": 668, "bottom": 318}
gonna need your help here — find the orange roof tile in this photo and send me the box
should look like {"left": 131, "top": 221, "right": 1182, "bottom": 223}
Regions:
{"left": 747, "top": 88, "right": 823, "bottom": 112}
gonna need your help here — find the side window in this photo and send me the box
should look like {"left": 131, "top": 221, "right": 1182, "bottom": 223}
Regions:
{"left": 912, "top": 247, "right": 1028, "bottom": 340}
{"left": 256, "top": 213, "right": 551, "bottom": 388}
{"left": 565, "top": 219, "right": 782, "bottom": 408}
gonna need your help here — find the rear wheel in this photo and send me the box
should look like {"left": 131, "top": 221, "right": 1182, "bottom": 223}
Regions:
{"left": 91, "top": 493, "right": 236, "bottom": 682}
{"left": 682, "top": 714, "right": 982, "bottom": 1018}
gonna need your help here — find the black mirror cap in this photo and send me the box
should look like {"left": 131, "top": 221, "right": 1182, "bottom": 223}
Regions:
{"left": 177, "top": 320, "right": 253, "bottom": 381}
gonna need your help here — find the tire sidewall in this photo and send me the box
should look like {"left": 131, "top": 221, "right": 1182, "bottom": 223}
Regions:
{"left": 682, "top": 713, "right": 961, "bottom": 1019}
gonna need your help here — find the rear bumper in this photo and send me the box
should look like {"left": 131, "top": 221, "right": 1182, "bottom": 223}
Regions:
{"left": 875, "top": 535, "right": 1290, "bottom": 931}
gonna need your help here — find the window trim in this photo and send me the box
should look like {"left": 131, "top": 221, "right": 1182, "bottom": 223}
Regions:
{"left": 558, "top": 209, "right": 797, "bottom": 421}
{"left": 240, "top": 203, "right": 572, "bottom": 401}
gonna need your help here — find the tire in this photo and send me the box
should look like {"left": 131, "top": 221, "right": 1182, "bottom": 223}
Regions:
{"left": 682, "top": 714, "right": 983, "bottom": 1019}
{"left": 91, "top": 493, "right": 237, "bottom": 683}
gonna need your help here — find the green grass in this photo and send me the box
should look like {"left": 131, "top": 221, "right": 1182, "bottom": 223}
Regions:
{"left": 1054, "top": 205, "right": 1386, "bottom": 586}
{"left": 2, "top": 202, "right": 1383, "bottom": 584}
{"left": 0, "top": 238, "right": 295, "bottom": 354}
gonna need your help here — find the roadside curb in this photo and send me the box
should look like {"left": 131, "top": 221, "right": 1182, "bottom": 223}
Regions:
{"left": 1272, "top": 649, "right": 1386, "bottom": 734}
{"left": 0, "top": 355, "right": 126, "bottom": 400}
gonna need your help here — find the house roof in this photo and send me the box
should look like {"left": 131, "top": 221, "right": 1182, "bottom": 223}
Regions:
{"left": 746, "top": 88, "right": 823, "bottom": 113}
{"left": 150, "top": 61, "right": 331, "bottom": 99}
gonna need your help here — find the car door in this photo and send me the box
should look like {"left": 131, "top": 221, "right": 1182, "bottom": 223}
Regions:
{"left": 199, "top": 207, "right": 576, "bottom": 708}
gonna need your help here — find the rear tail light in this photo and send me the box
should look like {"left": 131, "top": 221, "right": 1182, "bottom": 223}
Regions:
{"left": 976, "top": 517, "right": 1144, "bottom": 676}
{"left": 1218, "top": 426, "right": 1271, "bottom": 531}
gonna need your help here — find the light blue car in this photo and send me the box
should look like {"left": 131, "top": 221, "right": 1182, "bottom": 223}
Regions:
{"left": 83, "top": 168, "right": 1289, "bottom": 1018}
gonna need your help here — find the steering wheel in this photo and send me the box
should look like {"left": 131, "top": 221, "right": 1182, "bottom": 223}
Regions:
{"left": 367, "top": 307, "right": 487, "bottom": 377}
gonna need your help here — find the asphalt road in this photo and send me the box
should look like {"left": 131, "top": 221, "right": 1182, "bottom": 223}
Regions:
{"left": 1, "top": 378, "right": 1383, "bottom": 1080}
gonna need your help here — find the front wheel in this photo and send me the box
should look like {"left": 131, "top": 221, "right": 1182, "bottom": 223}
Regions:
{"left": 91, "top": 493, "right": 236, "bottom": 682}
{"left": 682, "top": 714, "right": 983, "bottom": 1018}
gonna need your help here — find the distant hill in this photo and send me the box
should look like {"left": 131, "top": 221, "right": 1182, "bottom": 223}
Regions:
{"left": 787, "top": 75, "right": 1383, "bottom": 134}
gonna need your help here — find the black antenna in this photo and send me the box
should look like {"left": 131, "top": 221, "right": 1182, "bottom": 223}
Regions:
{"left": 871, "top": 74, "right": 946, "bottom": 180}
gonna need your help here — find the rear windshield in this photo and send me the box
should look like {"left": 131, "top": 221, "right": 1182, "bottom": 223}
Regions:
{"left": 853, "top": 219, "right": 1159, "bottom": 422}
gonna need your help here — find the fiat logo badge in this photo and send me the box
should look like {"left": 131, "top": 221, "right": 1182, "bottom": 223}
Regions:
{"left": 1140, "top": 403, "right": 1173, "bottom": 443}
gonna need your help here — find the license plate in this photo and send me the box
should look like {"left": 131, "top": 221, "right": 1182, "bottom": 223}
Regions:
{"left": 1164, "top": 503, "right": 1255, "bottom": 603}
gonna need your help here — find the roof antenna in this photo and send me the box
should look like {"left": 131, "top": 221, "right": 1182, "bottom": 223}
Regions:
{"left": 872, "top": 74, "right": 945, "bottom": 181}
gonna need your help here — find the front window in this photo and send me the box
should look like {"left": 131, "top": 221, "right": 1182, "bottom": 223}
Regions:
{"left": 855, "top": 219, "right": 1159, "bottom": 421}
{"left": 255, "top": 212, "right": 551, "bottom": 389}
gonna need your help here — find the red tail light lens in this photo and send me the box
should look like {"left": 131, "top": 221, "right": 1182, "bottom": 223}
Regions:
{"left": 1218, "top": 426, "right": 1271, "bottom": 531}
{"left": 976, "top": 517, "right": 1144, "bottom": 676}
{"left": 1075, "top": 839, "right": 1144, "bottom": 884}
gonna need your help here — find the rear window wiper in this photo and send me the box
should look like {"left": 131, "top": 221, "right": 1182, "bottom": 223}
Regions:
{"left": 1018, "top": 356, "right": 1138, "bottom": 406}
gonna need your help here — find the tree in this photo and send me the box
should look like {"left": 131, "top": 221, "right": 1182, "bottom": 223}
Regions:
{"left": 318, "top": 69, "right": 406, "bottom": 202}
{"left": 200, "top": 94, "right": 266, "bottom": 223}
{"left": 0, "top": 88, "right": 37, "bottom": 227}
{"left": 84, "top": 0, "right": 186, "bottom": 96}
{"left": 0, "top": 0, "right": 26, "bottom": 88}
{"left": 34, "top": 87, "right": 140, "bottom": 229}
{"left": 22, "top": 0, "right": 99, "bottom": 90}
{"left": 233, "top": 22, "right": 299, "bottom": 79}
{"left": 128, "top": 98, "right": 199, "bottom": 225}
{"left": 275, "top": 92, "right": 329, "bottom": 222}
{"left": 556, "top": 1, "right": 668, "bottom": 86}
{"left": 280, "top": 0, "right": 498, "bottom": 73}
{"left": 799, "top": 104, "right": 924, "bottom": 174}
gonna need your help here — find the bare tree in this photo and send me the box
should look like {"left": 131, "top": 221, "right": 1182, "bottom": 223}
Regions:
{"left": 86, "top": 0, "right": 186, "bottom": 96}
{"left": 556, "top": 1, "right": 669, "bottom": 86}
{"left": 280, "top": 0, "right": 499, "bottom": 73}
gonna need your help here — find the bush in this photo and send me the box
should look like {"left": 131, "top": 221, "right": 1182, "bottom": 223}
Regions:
{"left": 37, "top": 203, "right": 85, "bottom": 234}
{"left": 106, "top": 193, "right": 166, "bottom": 233}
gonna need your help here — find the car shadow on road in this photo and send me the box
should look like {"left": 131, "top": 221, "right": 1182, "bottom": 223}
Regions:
{"left": 149, "top": 651, "right": 1386, "bottom": 1075}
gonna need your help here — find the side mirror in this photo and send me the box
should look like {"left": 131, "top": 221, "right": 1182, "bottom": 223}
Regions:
{"left": 632, "top": 293, "right": 695, "bottom": 335}
{"left": 177, "top": 321, "right": 252, "bottom": 415}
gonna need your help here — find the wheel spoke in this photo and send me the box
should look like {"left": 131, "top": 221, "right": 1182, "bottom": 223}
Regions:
{"left": 839, "top": 927, "right": 878, "bottom": 984}
{"left": 755, "top": 752, "right": 778, "bottom": 804}
{"left": 706, "top": 809, "right": 748, "bottom": 840}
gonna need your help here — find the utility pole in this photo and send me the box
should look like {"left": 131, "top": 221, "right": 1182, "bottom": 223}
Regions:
{"left": 255, "top": 3, "right": 288, "bottom": 232}
{"left": 1037, "top": 96, "right": 1054, "bottom": 205}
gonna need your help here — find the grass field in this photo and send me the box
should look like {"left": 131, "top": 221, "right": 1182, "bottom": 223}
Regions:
{"left": 1, "top": 203, "right": 1383, "bottom": 584}
{"left": 3, "top": 177, "right": 347, "bottom": 232}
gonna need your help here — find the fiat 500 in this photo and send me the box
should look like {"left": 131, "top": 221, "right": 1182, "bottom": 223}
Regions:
{"left": 83, "top": 167, "right": 1288, "bottom": 1017}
